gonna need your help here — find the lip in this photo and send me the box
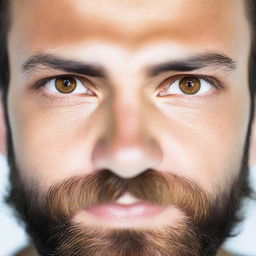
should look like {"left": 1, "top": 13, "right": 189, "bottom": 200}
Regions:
{"left": 85, "top": 201, "right": 166, "bottom": 221}
{"left": 74, "top": 193, "right": 184, "bottom": 229}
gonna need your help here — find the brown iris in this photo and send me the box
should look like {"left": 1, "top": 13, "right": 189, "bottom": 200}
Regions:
{"left": 179, "top": 77, "right": 201, "bottom": 94}
{"left": 55, "top": 77, "right": 77, "bottom": 94}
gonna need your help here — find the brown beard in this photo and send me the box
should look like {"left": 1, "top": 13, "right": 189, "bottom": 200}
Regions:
{"left": 43, "top": 169, "right": 210, "bottom": 255}
{"left": 45, "top": 170, "right": 210, "bottom": 221}
{"left": 6, "top": 163, "right": 251, "bottom": 256}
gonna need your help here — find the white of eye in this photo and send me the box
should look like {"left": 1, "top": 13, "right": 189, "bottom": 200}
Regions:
{"left": 159, "top": 77, "right": 213, "bottom": 96}
{"left": 44, "top": 77, "right": 94, "bottom": 95}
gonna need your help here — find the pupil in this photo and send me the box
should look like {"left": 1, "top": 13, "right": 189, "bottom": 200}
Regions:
{"left": 186, "top": 80, "right": 194, "bottom": 87}
{"left": 63, "top": 80, "right": 71, "bottom": 87}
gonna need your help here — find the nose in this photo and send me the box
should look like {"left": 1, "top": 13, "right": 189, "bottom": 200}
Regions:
{"left": 91, "top": 96, "right": 162, "bottom": 179}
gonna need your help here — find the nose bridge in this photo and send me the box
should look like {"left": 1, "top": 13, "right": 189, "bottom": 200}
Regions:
{"left": 111, "top": 92, "right": 143, "bottom": 144}
{"left": 92, "top": 89, "right": 162, "bottom": 178}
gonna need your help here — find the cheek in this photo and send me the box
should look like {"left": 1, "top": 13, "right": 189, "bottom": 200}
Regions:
{"left": 8, "top": 89, "right": 100, "bottom": 188}
{"left": 155, "top": 87, "right": 250, "bottom": 193}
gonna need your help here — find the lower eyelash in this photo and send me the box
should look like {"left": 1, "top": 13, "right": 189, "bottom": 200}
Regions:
{"left": 32, "top": 86, "right": 77, "bottom": 104}
{"left": 158, "top": 74, "right": 224, "bottom": 101}
{"left": 172, "top": 89, "right": 220, "bottom": 104}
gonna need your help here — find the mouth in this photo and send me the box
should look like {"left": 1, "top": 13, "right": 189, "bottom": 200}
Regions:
{"left": 74, "top": 193, "right": 184, "bottom": 229}
{"left": 85, "top": 193, "right": 165, "bottom": 220}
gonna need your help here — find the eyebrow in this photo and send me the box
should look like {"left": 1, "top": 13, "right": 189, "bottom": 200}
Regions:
{"left": 147, "top": 52, "right": 237, "bottom": 77}
{"left": 22, "top": 51, "right": 236, "bottom": 79}
{"left": 22, "top": 54, "right": 107, "bottom": 78}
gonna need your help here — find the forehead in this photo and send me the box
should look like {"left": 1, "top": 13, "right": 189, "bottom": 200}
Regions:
{"left": 9, "top": 0, "right": 249, "bottom": 54}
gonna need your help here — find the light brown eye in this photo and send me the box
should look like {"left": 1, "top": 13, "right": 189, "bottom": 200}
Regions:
{"left": 179, "top": 77, "right": 201, "bottom": 94}
{"left": 55, "top": 77, "right": 77, "bottom": 94}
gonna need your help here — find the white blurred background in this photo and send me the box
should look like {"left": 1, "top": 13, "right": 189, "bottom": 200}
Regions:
{"left": 0, "top": 153, "right": 255, "bottom": 256}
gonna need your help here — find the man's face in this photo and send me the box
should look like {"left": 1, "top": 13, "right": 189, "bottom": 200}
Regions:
{"left": 5, "top": 0, "right": 253, "bottom": 255}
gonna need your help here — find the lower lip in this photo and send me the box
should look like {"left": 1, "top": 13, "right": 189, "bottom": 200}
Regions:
{"left": 85, "top": 202, "right": 166, "bottom": 221}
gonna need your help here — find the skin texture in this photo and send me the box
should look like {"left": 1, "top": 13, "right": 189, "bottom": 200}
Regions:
{"left": 8, "top": 0, "right": 251, "bottom": 193}
{"left": 1, "top": 0, "right": 256, "bottom": 255}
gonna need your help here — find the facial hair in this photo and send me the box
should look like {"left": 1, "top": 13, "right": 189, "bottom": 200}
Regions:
{"left": 6, "top": 159, "right": 251, "bottom": 256}
{"left": 4, "top": 99, "right": 253, "bottom": 256}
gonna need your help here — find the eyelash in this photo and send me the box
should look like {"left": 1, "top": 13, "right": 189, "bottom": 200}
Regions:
{"left": 157, "top": 74, "right": 223, "bottom": 102}
{"left": 32, "top": 74, "right": 223, "bottom": 104}
{"left": 32, "top": 74, "right": 95, "bottom": 104}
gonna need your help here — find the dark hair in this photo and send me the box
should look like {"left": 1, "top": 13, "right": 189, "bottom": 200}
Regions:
{"left": 247, "top": 0, "right": 256, "bottom": 115}
{"left": 0, "top": 0, "right": 9, "bottom": 100}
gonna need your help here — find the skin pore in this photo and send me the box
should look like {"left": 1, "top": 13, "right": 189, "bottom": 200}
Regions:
{"left": 3, "top": 0, "right": 255, "bottom": 255}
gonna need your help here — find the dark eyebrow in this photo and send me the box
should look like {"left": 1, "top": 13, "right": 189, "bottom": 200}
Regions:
{"left": 22, "top": 54, "right": 107, "bottom": 78}
{"left": 147, "top": 52, "right": 237, "bottom": 77}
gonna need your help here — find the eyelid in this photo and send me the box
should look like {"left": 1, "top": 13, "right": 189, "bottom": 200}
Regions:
{"left": 28, "top": 74, "right": 99, "bottom": 105}
{"left": 154, "top": 74, "right": 226, "bottom": 106}
{"left": 162, "top": 74, "right": 223, "bottom": 90}
{"left": 156, "top": 74, "right": 224, "bottom": 96}
{"left": 29, "top": 75, "right": 99, "bottom": 105}
{"left": 32, "top": 74, "right": 96, "bottom": 93}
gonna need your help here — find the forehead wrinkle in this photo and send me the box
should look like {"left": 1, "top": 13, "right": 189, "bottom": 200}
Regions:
{"left": 10, "top": 0, "right": 248, "bottom": 51}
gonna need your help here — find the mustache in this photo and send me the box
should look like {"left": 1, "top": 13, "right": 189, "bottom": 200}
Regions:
{"left": 45, "top": 169, "right": 211, "bottom": 222}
